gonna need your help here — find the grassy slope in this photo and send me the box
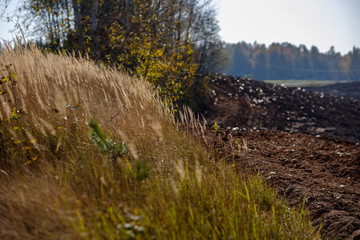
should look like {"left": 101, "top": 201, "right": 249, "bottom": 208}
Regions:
{"left": 0, "top": 45, "right": 320, "bottom": 239}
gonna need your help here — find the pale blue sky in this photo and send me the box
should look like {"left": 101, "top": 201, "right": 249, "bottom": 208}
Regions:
{"left": 1, "top": 0, "right": 360, "bottom": 54}
{"left": 214, "top": 0, "right": 360, "bottom": 54}
{"left": 0, "top": 0, "right": 20, "bottom": 43}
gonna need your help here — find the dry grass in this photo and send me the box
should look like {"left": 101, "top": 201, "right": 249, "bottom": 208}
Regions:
{"left": 0, "top": 44, "right": 320, "bottom": 239}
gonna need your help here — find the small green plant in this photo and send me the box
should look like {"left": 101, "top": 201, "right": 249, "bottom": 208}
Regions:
{"left": 214, "top": 121, "right": 219, "bottom": 134}
{"left": 133, "top": 161, "right": 151, "bottom": 181}
{"left": 89, "top": 118, "right": 127, "bottom": 162}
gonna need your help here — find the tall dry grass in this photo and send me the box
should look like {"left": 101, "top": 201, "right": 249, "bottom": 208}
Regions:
{"left": 0, "top": 44, "right": 320, "bottom": 239}
{"left": 0, "top": 42, "right": 178, "bottom": 171}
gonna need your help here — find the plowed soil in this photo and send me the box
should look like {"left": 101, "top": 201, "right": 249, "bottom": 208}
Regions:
{"left": 201, "top": 73, "right": 360, "bottom": 142}
{"left": 307, "top": 81, "right": 360, "bottom": 100}
{"left": 200, "top": 73, "right": 360, "bottom": 239}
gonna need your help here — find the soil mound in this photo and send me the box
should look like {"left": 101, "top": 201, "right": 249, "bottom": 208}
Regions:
{"left": 201, "top": 73, "right": 360, "bottom": 142}
{"left": 200, "top": 73, "right": 360, "bottom": 239}
{"left": 307, "top": 81, "right": 360, "bottom": 100}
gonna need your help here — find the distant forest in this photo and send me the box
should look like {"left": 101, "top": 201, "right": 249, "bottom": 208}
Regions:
{"left": 224, "top": 42, "right": 360, "bottom": 81}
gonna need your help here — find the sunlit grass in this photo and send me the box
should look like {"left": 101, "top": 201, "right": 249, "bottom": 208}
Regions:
{"left": 0, "top": 44, "right": 320, "bottom": 239}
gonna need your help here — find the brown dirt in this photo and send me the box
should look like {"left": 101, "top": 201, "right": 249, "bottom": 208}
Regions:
{"left": 307, "top": 81, "right": 360, "bottom": 100}
{"left": 200, "top": 73, "right": 360, "bottom": 239}
{"left": 201, "top": 73, "right": 360, "bottom": 143}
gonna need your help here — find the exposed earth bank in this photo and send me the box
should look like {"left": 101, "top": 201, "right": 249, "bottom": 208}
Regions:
{"left": 200, "top": 73, "right": 360, "bottom": 239}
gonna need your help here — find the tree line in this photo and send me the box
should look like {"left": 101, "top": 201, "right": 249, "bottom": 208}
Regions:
{"left": 224, "top": 42, "right": 360, "bottom": 81}
{"left": 2, "top": 0, "right": 223, "bottom": 108}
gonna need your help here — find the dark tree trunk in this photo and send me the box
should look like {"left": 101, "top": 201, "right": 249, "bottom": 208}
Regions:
{"left": 72, "top": 0, "right": 83, "bottom": 47}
